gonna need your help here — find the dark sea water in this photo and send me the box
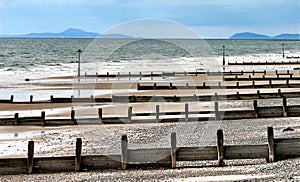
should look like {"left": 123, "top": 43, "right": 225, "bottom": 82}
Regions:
{"left": 0, "top": 38, "right": 299, "bottom": 69}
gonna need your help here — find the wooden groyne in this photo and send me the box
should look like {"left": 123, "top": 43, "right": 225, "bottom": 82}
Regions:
{"left": 1, "top": 98, "right": 300, "bottom": 126}
{"left": 228, "top": 60, "right": 300, "bottom": 65}
{"left": 0, "top": 127, "right": 299, "bottom": 175}
{"left": 2, "top": 89, "right": 300, "bottom": 105}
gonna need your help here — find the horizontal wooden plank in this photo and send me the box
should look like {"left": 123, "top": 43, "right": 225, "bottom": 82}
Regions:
{"left": 81, "top": 155, "right": 121, "bottom": 170}
{"left": 223, "top": 110, "right": 255, "bottom": 120}
{"left": 225, "top": 145, "right": 268, "bottom": 159}
{"left": 258, "top": 107, "right": 283, "bottom": 117}
{"left": 177, "top": 146, "right": 217, "bottom": 161}
{"left": 128, "top": 148, "right": 170, "bottom": 164}
{"left": 0, "top": 158, "right": 27, "bottom": 175}
{"left": 34, "top": 156, "right": 75, "bottom": 173}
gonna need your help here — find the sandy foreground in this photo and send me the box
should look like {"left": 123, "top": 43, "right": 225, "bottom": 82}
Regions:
{"left": 1, "top": 71, "right": 300, "bottom": 181}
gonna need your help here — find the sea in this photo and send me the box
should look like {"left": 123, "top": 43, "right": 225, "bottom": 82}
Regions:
{"left": 0, "top": 38, "right": 300, "bottom": 103}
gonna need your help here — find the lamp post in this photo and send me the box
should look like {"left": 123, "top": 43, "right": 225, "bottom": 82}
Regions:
{"left": 77, "top": 49, "right": 83, "bottom": 79}
{"left": 222, "top": 45, "right": 225, "bottom": 66}
{"left": 282, "top": 44, "right": 285, "bottom": 58}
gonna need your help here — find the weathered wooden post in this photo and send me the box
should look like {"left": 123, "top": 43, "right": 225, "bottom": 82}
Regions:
{"left": 269, "top": 80, "right": 272, "bottom": 88}
{"left": 121, "top": 135, "right": 128, "bottom": 170}
{"left": 257, "top": 90, "right": 260, "bottom": 99}
{"left": 254, "top": 100, "right": 258, "bottom": 118}
{"left": 283, "top": 98, "right": 287, "bottom": 117}
{"left": 10, "top": 95, "right": 14, "bottom": 103}
{"left": 28, "top": 141, "right": 34, "bottom": 174}
{"left": 217, "top": 130, "right": 224, "bottom": 167}
{"left": 41, "top": 111, "right": 45, "bottom": 126}
{"left": 137, "top": 83, "right": 140, "bottom": 90}
{"left": 214, "top": 93, "right": 218, "bottom": 101}
{"left": 154, "top": 83, "right": 157, "bottom": 90}
{"left": 30, "top": 95, "right": 33, "bottom": 103}
{"left": 185, "top": 103, "right": 189, "bottom": 122}
{"left": 252, "top": 80, "right": 255, "bottom": 88}
{"left": 75, "top": 138, "right": 82, "bottom": 172}
{"left": 71, "top": 110, "right": 75, "bottom": 125}
{"left": 156, "top": 105, "right": 160, "bottom": 122}
{"left": 203, "top": 82, "right": 206, "bottom": 88}
{"left": 14, "top": 113, "right": 19, "bottom": 125}
{"left": 236, "top": 92, "right": 240, "bottom": 100}
{"left": 128, "top": 107, "right": 132, "bottom": 123}
{"left": 236, "top": 82, "right": 239, "bottom": 89}
{"left": 278, "top": 89, "right": 282, "bottom": 97}
{"left": 171, "top": 132, "right": 177, "bottom": 169}
{"left": 98, "top": 108, "right": 103, "bottom": 124}
{"left": 286, "top": 79, "right": 289, "bottom": 88}
{"left": 215, "top": 102, "right": 219, "bottom": 120}
{"left": 267, "top": 127, "right": 276, "bottom": 163}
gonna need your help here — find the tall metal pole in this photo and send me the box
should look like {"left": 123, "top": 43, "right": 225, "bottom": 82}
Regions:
{"left": 222, "top": 45, "right": 225, "bottom": 66}
{"left": 282, "top": 43, "right": 285, "bottom": 58}
{"left": 77, "top": 49, "right": 82, "bottom": 79}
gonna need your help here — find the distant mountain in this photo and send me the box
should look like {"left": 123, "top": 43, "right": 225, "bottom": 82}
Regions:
{"left": 273, "top": 34, "right": 300, "bottom": 40}
{"left": 230, "top": 32, "right": 269, "bottom": 39}
{"left": 230, "top": 32, "right": 300, "bottom": 40}
{"left": 1, "top": 28, "right": 133, "bottom": 38}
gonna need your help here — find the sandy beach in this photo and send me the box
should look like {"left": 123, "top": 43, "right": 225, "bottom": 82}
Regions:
{"left": 0, "top": 65, "right": 300, "bottom": 181}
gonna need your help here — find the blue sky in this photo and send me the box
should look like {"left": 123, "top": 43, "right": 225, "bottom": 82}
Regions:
{"left": 0, "top": 0, "right": 299, "bottom": 38}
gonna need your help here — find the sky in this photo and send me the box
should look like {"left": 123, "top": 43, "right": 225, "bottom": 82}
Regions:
{"left": 0, "top": 0, "right": 299, "bottom": 38}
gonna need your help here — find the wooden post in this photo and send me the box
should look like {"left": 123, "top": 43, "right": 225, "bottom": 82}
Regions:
{"left": 154, "top": 83, "right": 157, "bottom": 90}
{"left": 173, "top": 95, "right": 177, "bottom": 102}
{"left": 169, "top": 83, "right": 173, "bottom": 89}
{"left": 253, "top": 70, "right": 255, "bottom": 75}
{"left": 252, "top": 80, "right": 255, "bottom": 88}
{"left": 267, "top": 127, "right": 276, "bottom": 163}
{"left": 236, "top": 92, "right": 240, "bottom": 100}
{"left": 217, "top": 130, "right": 224, "bottom": 167}
{"left": 30, "top": 95, "right": 33, "bottom": 103}
{"left": 215, "top": 102, "right": 219, "bottom": 120}
{"left": 27, "top": 141, "right": 34, "bottom": 174}
{"left": 156, "top": 105, "right": 160, "bottom": 122}
{"left": 264, "top": 70, "right": 266, "bottom": 75}
{"left": 71, "top": 110, "right": 75, "bottom": 125}
{"left": 257, "top": 90, "right": 260, "bottom": 99}
{"left": 269, "top": 80, "right": 272, "bottom": 88}
{"left": 121, "top": 135, "right": 128, "bottom": 170}
{"left": 236, "top": 82, "right": 239, "bottom": 89}
{"left": 98, "top": 108, "right": 103, "bottom": 123}
{"left": 50, "top": 95, "right": 53, "bottom": 102}
{"left": 275, "top": 70, "right": 278, "bottom": 75}
{"left": 171, "top": 132, "right": 177, "bottom": 169}
{"left": 278, "top": 89, "right": 282, "bottom": 97}
{"left": 185, "top": 103, "right": 189, "bottom": 122}
{"left": 10, "top": 95, "right": 14, "bottom": 103}
{"left": 214, "top": 93, "right": 218, "bottom": 101}
{"left": 254, "top": 100, "right": 258, "bottom": 118}
{"left": 75, "top": 138, "right": 82, "bottom": 172}
{"left": 286, "top": 79, "right": 289, "bottom": 88}
{"left": 128, "top": 107, "right": 132, "bottom": 123}
{"left": 283, "top": 98, "right": 287, "bottom": 117}
{"left": 203, "top": 82, "right": 206, "bottom": 88}
{"left": 137, "top": 83, "right": 140, "bottom": 90}
{"left": 14, "top": 113, "right": 19, "bottom": 125}
{"left": 41, "top": 111, "right": 45, "bottom": 126}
